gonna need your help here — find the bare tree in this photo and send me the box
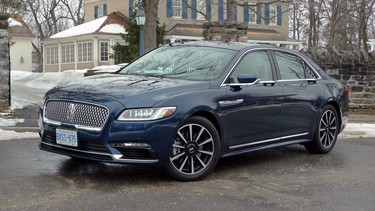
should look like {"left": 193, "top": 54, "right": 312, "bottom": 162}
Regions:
{"left": 352, "top": 0, "right": 375, "bottom": 51}
{"left": 0, "top": 0, "right": 25, "bottom": 13}
{"left": 289, "top": 0, "right": 309, "bottom": 40}
{"left": 60, "top": 0, "right": 84, "bottom": 26}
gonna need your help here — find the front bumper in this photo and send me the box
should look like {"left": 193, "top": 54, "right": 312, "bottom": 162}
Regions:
{"left": 39, "top": 116, "right": 179, "bottom": 166}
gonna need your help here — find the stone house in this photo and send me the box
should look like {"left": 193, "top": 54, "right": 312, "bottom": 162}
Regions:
{"left": 8, "top": 14, "right": 35, "bottom": 72}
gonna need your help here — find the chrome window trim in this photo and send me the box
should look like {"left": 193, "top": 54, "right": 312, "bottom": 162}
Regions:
{"left": 43, "top": 100, "right": 110, "bottom": 132}
{"left": 220, "top": 47, "right": 322, "bottom": 87}
{"left": 229, "top": 132, "right": 309, "bottom": 149}
{"left": 276, "top": 78, "right": 318, "bottom": 83}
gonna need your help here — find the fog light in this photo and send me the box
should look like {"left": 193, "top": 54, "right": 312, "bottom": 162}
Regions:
{"left": 110, "top": 142, "right": 151, "bottom": 148}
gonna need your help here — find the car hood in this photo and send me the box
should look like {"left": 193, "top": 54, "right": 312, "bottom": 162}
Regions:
{"left": 46, "top": 74, "right": 210, "bottom": 107}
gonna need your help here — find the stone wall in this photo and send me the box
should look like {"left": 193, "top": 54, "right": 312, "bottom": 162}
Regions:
{"left": 301, "top": 48, "right": 375, "bottom": 109}
{"left": 203, "top": 21, "right": 248, "bottom": 42}
{"left": 0, "top": 13, "right": 10, "bottom": 110}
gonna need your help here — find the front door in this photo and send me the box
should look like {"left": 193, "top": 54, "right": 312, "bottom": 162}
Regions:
{"left": 220, "top": 50, "right": 283, "bottom": 150}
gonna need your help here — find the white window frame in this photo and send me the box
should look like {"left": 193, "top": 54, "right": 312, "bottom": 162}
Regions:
{"left": 172, "top": 0, "right": 182, "bottom": 18}
{"left": 77, "top": 41, "right": 93, "bottom": 63}
{"left": 61, "top": 43, "right": 75, "bottom": 64}
{"left": 100, "top": 41, "right": 109, "bottom": 62}
{"left": 249, "top": 4, "right": 256, "bottom": 24}
{"left": 223, "top": 0, "right": 227, "bottom": 20}
{"left": 98, "top": 4, "right": 104, "bottom": 18}
{"left": 46, "top": 45, "right": 59, "bottom": 65}
{"left": 269, "top": 4, "right": 277, "bottom": 25}
{"left": 197, "top": 0, "right": 206, "bottom": 20}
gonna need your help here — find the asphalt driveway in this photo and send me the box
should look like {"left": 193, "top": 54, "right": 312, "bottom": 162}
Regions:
{"left": 0, "top": 137, "right": 374, "bottom": 210}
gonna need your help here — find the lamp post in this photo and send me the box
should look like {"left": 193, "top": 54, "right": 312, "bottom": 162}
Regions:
{"left": 136, "top": 4, "right": 146, "bottom": 57}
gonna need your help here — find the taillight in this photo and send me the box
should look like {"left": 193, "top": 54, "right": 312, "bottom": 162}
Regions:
{"left": 344, "top": 87, "right": 349, "bottom": 96}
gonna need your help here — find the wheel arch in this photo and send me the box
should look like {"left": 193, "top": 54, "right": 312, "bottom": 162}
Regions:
{"left": 189, "top": 110, "right": 222, "bottom": 140}
{"left": 324, "top": 100, "right": 342, "bottom": 132}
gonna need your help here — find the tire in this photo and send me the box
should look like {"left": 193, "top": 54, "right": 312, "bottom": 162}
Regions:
{"left": 305, "top": 105, "right": 339, "bottom": 154}
{"left": 166, "top": 116, "right": 221, "bottom": 181}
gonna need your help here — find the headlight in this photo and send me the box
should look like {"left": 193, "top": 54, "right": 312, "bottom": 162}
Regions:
{"left": 117, "top": 107, "right": 177, "bottom": 121}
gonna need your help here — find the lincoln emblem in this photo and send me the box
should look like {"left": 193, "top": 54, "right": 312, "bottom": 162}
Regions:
{"left": 67, "top": 103, "right": 76, "bottom": 123}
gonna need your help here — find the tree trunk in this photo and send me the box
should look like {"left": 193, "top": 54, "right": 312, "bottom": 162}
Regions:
{"left": 143, "top": 0, "right": 159, "bottom": 54}
{"left": 308, "top": 0, "right": 314, "bottom": 47}
{"left": 226, "top": 0, "right": 234, "bottom": 21}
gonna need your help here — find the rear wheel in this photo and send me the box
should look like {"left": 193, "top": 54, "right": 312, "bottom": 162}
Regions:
{"left": 305, "top": 105, "right": 339, "bottom": 154}
{"left": 166, "top": 116, "right": 221, "bottom": 181}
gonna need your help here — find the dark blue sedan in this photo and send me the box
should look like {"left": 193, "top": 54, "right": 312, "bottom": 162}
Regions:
{"left": 39, "top": 41, "right": 349, "bottom": 181}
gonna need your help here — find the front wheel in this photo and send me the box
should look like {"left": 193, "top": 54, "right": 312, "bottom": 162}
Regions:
{"left": 305, "top": 105, "right": 339, "bottom": 154}
{"left": 166, "top": 116, "right": 221, "bottom": 181}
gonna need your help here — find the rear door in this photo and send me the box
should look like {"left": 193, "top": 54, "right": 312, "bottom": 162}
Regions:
{"left": 271, "top": 50, "right": 325, "bottom": 138}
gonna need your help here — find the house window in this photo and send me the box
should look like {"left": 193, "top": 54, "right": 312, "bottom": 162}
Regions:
{"left": 100, "top": 41, "right": 109, "bottom": 62}
{"left": 94, "top": 4, "right": 107, "bottom": 19}
{"left": 269, "top": 4, "right": 277, "bottom": 25}
{"left": 249, "top": 5, "right": 256, "bottom": 23}
{"left": 61, "top": 44, "right": 75, "bottom": 64}
{"left": 197, "top": 0, "right": 206, "bottom": 20}
{"left": 133, "top": 0, "right": 141, "bottom": 7}
{"left": 77, "top": 41, "right": 93, "bottom": 62}
{"left": 172, "top": 0, "right": 182, "bottom": 17}
{"left": 223, "top": 0, "right": 227, "bottom": 20}
{"left": 46, "top": 45, "right": 59, "bottom": 65}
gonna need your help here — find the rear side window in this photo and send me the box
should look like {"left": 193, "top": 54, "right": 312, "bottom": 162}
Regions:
{"left": 274, "top": 51, "right": 317, "bottom": 80}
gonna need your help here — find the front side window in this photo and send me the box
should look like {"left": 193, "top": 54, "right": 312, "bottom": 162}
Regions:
{"left": 229, "top": 51, "right": 273, "bottom": 83}
{"left": 119, "top": 46, "right": 236, "bottom": 81}
{"left": 172, "top": 0, "right": 182, "bottom": 17}
{"left": 77, "top": 42, "right": 93, "bottom": 62}
{"left": 100, "top": 41, "right": 109, "bottom": 62}
{"left": 46, "top": 45, "right": 59, "bottom": 65}
{"left": 274, "top": 51, "right": 317, "bottom": 80}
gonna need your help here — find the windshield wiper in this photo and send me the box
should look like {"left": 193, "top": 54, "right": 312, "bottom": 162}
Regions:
{"left": 164, "top": 66, "right": 214, "bottom": 77}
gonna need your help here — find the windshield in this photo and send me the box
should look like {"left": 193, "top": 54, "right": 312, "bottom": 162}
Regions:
{"left": 118, "top": 46, "right": 236, "bottom": 81}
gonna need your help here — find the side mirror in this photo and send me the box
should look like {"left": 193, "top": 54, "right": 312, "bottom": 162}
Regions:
{"left": 237, "top": 74, "right": 259, "bottom": 84}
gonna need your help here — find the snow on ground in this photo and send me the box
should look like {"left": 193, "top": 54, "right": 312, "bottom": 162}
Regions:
{"left": 0, "top": 70, "right": 84, "bottom": 127}
{"left": 0, "top": 66, "right": 119, "bottom": 128}
{"left": 339, "top": 123, "right": 375, "bottom": 138}
{"left": 0, "top": 129, "right": 39, "bottom": 140}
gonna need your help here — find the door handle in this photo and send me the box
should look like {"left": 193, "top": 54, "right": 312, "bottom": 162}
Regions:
{"left": 218, "top": 99, "right": 244, "bottom": 106}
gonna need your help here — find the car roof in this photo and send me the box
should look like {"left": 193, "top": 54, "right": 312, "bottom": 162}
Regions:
{"left": 165, "top": 41, "right": 278, "bottom": 51}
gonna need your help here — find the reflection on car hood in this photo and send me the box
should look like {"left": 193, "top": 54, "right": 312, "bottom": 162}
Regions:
{"left": 46, "top": 74, "right": 209, "bottom": 107}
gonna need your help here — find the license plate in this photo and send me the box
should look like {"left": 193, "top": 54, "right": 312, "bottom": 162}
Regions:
{"left": 56, "top": 129, "right": 78, "bottom": 147}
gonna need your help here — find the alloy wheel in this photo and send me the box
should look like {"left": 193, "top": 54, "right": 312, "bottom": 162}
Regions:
{"left": 170, "top": 123, "right": 215, "bottom": 175}
{"left": 318, "top": 110, "right": 338, "bottom": 148}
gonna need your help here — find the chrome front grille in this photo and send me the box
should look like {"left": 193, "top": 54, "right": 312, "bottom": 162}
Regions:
{"left": 44, "top": 101, "right": 109, "bottom": 130}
